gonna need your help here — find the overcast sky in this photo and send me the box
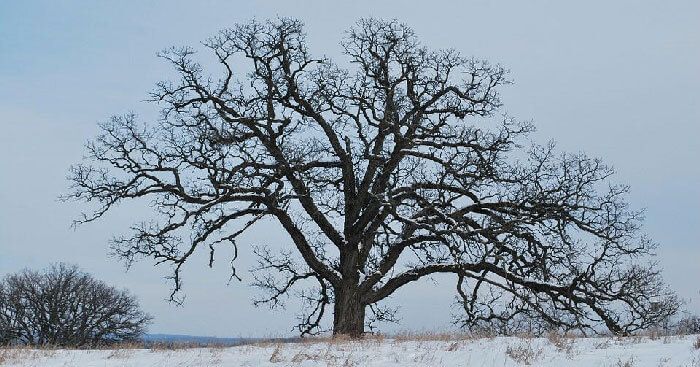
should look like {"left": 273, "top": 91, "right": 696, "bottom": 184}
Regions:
{"left": 1, "top": 0, "right": 698, "bottom": 337}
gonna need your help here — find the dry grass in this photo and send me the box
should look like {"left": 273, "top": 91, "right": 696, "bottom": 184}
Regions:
{"left": 268, "top": 346, "right": 283, "bottom": 363}
{"left": 4, "top": 330, "right": 680, "bottom": 352}
{"left": 2, "top": 331, "right": 691, "bottom": 366}
{"left": 0, "top": 349, "right": 16, "bottom": 365}
{"left": 445, "top": 341, "right": 460, "bottom": 351}
{"left": 253, "top": 330, "right": 495, "bottom": 347}
{"left": 290, "top": 350, "right": 324, "bottom": 363}
{"left": 391, "top": 330, "right": 483, "bottom": 342}
{"left": 139, "top": 340, "right": 241, "bottom": 351}
{"left": 147, "top": 341, "right": 200, "bottom": 351}
{"left": 1, "top": 333, "right": 694, "bottom": 366}
{"left": 244, "top": 332, "right": 470, "bottom": 365}
{"left": 0, "top": 347, "right": 57, "bottom": 365}
{"left": 106, "top": 348, "right": 134, "bottom": 359}
{"left": 505, "top": 341, "right": 543, "bottom": 365}
{"left": 614, "top": 356, "right": 636, "bottom": 367}
{"left": 262, "top": 342, "right": 365, "bottom": 366}
{"left": 546, "top": 330, "right": 577, "bottom": 356}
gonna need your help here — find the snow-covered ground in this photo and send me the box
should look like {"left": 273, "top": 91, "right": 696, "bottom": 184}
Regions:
{"left": 1, "top": 335, "right": 698, "bottom": 366}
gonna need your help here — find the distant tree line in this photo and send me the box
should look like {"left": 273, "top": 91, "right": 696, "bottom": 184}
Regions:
{"left": 0, "top": 263, "right": 151, "bottom": 347}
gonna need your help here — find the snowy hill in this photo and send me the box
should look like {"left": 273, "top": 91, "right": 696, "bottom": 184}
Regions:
{"left": 1, "top": 335, "right": 698, "bottom": 366}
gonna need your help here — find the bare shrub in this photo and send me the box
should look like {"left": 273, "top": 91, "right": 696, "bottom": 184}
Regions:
{"left": 506, "top": 342, "right": 543, "bottom": 365}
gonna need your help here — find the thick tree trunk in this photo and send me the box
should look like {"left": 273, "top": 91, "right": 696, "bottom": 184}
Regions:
{"left": 333, "top": 286, "right": 365, "bottom": 337}
{"left": 333, "top": 245, "right": 367, "bottom": 337}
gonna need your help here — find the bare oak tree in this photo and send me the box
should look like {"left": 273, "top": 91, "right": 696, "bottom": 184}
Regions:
{"left": 0, "top": 264, "right": 151, "bottom": 346}
{"left": 66, "top": 18, "right": 678, "bottom": 337}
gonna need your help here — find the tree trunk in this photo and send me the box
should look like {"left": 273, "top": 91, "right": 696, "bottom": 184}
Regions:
{"left": 333, "top": 285, "right": 365, "bottom": 337}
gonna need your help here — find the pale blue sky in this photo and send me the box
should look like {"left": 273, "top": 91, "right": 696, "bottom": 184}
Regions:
{"left": 1, "top": 0, "right": 698, "bottom": 337}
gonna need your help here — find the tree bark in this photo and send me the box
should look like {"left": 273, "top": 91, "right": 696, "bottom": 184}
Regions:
{"left": 333, "top": 285, "right": 365, "bottom": 337}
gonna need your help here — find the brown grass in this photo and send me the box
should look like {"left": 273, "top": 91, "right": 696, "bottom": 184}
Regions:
{"left": 392, "top": 331, "right": 477, "bottom": 342}
{"left": 546, "top": 330, "right": 577, "bottom": 355}
{"left": 105, "top": 348, "right": 135, "bottom": 359}
{"left": 0, "top": 347, "right": 57, "bottom": 365}
{"left": 260, "top": 330, "right": 497, "bottom": 346}
{"left": 505, "top": 341, "right": 543, "bottom": 365}
{"left": 268, "top": 346, "right": 283, "bottom": 363}
{"left": 445, "top": 341, "right": 460, "bottom": 351}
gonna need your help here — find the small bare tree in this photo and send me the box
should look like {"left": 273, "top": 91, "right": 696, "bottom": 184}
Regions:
{"left": 66, "top": 18, "right": 678, "bottom": 337}
{"left": 0, "top": 263, "right": 151, "bottom": 347}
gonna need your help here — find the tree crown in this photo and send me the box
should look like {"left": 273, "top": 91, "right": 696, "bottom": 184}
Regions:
{"left": 66, "top": 18, "right": 678, "bottom": 336}
{"left": 0, "top": 263, "right": 151, "bottom": 346}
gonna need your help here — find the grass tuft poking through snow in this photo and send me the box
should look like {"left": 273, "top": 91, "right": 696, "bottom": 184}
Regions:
{"left": 1, "top": 334, "right": 699, "bottom": 366}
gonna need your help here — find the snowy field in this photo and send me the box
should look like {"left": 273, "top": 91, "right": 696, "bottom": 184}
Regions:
{"left": 1, "top": 335, "right": 699, "bottom": 367}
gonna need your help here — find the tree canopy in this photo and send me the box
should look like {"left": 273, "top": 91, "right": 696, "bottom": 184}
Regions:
{"left": 66, "top": 18, "right": 678, "bottom": 336}
{"left": 0, "top": 263, "right": 151, "bottom": 346}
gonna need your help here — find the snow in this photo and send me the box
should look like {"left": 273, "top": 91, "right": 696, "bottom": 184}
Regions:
{"left": 1, "top": 335, "right": 698, "bottom": 367}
